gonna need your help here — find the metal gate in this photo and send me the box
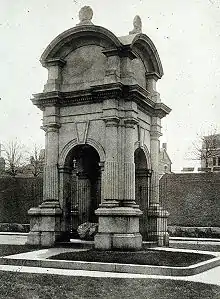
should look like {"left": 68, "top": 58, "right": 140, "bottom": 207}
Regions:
{"left": 70, "top": 172, "right": 101, "bottom": 236}
{"left": 135, "top": 169, "right": 150, "bottom": 240}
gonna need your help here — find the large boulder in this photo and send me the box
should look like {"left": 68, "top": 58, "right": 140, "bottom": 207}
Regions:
{"left": 77, "top": 222, "right": 98, "bottom": 240}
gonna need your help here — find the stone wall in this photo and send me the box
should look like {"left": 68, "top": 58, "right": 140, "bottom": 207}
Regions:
{"left": 160, "top": 173, "right": 220, "bottom": 227}
{"left": 0, "top": 177, "right": 43, "bottom": 224}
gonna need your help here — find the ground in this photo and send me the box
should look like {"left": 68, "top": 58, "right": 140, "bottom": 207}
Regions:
{"left": 0, "top": 272, "right": 219, "bottom": 299}
{"left": 0, "top": 235, "right": 220, "bottom": 299}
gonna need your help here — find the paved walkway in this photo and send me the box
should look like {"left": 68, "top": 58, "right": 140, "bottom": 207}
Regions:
{"left": 0, "top": 233, "right": 219, "bottom": 286}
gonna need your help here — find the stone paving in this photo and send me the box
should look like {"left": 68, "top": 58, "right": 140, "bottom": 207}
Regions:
{"left": 0, "top": 233, "right": 219, "bottom": 286}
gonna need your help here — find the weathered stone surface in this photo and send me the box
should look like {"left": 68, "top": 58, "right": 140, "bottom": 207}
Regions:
{"left": 129, "top": 15, "right": 142, "bottom": 34}
{"left": 27, "top": 6, "right": 171, "bottom": 248}
{"left": 78, "top": 6, "right": 93, "bottom": 25}
{"left": 77, "top": 222, "right": 98, "bottom": 240}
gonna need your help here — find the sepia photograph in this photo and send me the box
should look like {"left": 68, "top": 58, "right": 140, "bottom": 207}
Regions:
{"left": 0, "top": 1, "right": 220, "bottom": 298}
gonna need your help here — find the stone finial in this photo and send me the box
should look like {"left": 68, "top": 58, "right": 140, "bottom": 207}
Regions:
{"left": 129, "top": 15, "right": 142, "bottom": 35}
{"left": 77, "top": 6, "right": 93, "bottom": 25}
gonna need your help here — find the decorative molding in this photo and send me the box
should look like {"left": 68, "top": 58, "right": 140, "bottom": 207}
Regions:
{"left": 43, "top": 58, "right": 66, "bottom": 68}
{"left": 42, "top": 123, "right": 61, "bottom": 133}
{"left": 58, "top": 137, "right": 105, "bottom": 167}
{"left": 31, "top": 83, "right": 171, "bottom": 118}
{"left": 75, "top": 121, "right": 89, "bottom": 143}
{"left": 145, "top": 72, "right": 161, "bottom": 81}
{"left": 103, "top": 117, "right": 120, "bottom": 127}
{"left": 102, "top": 46, "right": 137, "bottom": 60}
{"left": 150, "top": 131, "right": 162, "bottom": 139}
{"left": 124, "top": 117, "right": 138, "bottom": 128}
{"left": 40, "top": 25, "right": 122, "bottom": 63}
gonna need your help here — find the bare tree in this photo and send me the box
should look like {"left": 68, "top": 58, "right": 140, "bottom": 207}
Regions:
{"left": 2, "top": 140, "right": 28, "bottom": 176}
{"left": 29, "top": 144, "right": 44, "bottom": 177}
{"left": 190, "top": 131, "right": 219, "bottom": 168}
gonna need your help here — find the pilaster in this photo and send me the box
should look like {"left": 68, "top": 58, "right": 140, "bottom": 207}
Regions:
{"left": 102, "top": 49, "right": 120, "bottom": 84}
{"left": 43, "top": 58, "right": 66, "bottom": 92}
{"left": 123, "top": 117, "right": 138, "bottom": 207}
{"left": 27, "top": 108, "right": 64, "bottom": 246}
{"left": 146, "top": 72, "right": 161, "bottom": 103}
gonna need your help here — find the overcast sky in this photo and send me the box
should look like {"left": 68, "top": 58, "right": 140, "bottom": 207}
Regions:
{"left": 1, "top": 0, "right": 220, "bottom": 171}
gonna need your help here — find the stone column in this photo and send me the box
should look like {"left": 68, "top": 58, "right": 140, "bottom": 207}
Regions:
{"left": 101, "top": 117, "right": 120, "bottom": 207}
{"left": 123, "top": 118, "right": 137, "bottom": 207}
{"left": 95, "top": 113, "right": 142, "bottom": 251}
{"left": 42, "top": 124, "right": 60, "bottom": 206}
{"left": 147, "top": 117, "right": 169, "bottom": 246}
{"left": 27, "top": 110, "right": 63, "bottom": 247}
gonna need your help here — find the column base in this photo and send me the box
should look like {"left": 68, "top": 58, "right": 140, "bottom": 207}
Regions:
{"left": 147, "top": 204, "right": 169, "bottom": 247}
{"left": 26, "top": 201, "right": 64, "bottom": 247}
{"left": 94, "top": 206, "right": 142, "bottom": 251}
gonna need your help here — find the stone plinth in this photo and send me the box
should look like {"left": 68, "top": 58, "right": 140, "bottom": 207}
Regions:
{"left": 94, "top": 207, "right": 142, "bottom": 250}
{"left": 26, "top": 202, "right": 63, "bottom": 247}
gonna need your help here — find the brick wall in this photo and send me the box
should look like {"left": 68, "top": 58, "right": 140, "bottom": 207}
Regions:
{"left": 0, "top": 177, "right": 43, "bottom": 224}
{"left": 160, "top": 173, "right": 220, "bottom": 227}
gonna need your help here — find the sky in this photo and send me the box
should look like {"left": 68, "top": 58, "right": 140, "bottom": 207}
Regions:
{"left": 0, "top": 0, "right": 220, "bottom": 172}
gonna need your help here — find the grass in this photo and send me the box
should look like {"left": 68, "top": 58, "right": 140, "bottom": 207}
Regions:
{"left": 49, "top": 249, "right": 214, "bottom": 267}
{"left": 170, "top": 242, "right": 220, "bottom": 252}
{"left": 0, "top": 245, "right": 39, "bottom": 258}
{"left": 0, "top": 271, "right": 219, "bottom": 299}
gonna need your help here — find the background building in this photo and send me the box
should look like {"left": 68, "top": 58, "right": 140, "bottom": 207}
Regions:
{"left": 159, "top": 143, "right": 172, "bottom": 177}
{"left": 200, "top": 133, "right": 220, "bottom": 172}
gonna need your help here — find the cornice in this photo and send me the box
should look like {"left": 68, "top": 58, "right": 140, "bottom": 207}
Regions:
{"left": 102, "top": 46, "right": 137, "bottom": 59}
{"left": 31, "top": 83, "right": 171, "bottom": 118}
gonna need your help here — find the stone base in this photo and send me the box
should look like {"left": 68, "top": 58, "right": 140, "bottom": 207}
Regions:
{"left": 26, "top": 202, "right": 64, "bottom": 247}
{"left": 147, "top": 204, "right": 169, "bottom": 246}
{"left": 27, "top": 231, "right": 63, "bottom": 247}
{"left": 94, "top": 206, "right": 143, "bottom": 251}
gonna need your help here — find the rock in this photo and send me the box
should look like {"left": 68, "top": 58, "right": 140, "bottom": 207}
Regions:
{"left": 77, "top": 222, "right": 98, "bottom": 240}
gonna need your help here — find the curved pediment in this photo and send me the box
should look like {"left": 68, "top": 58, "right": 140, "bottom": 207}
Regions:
{"left": 119, "top": 33, "right": 163, "bottom": 78}
{"left": 40, "top": 25, "right": 122, "bottom": 66}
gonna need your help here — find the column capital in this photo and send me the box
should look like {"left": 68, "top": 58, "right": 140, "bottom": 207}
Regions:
{"left": 102, "top": 46, "right": 137, "bottom": 60}
{"left": 99, "top": 161, "right": 105, "bottom": 171}
{"left": 145, "top": 71, "right": 161, "bottom": 81}
{"left": 150, "top": 131, "right": 162, "bottom": 139}
{"left": 103, "top": 117, "right": 120, "bottom": 127}
{"left": 42, "top": 58, "right": 66, "bottom": 68}
{"left": 41, "top": 123, "right": 61, "bottom": 133}
{"left": 124, "top": 117, "right": 138, "bottom": 128}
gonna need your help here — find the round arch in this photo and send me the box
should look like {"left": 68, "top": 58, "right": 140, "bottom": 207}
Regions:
{"left": 134, "top": 142, "right": 152, "bottom": 170}
{"left": 59, "top": 138, "right": 106, "bottom": 168}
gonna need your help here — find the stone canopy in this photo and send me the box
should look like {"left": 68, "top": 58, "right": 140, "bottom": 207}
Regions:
{"left": 27, "top": 8, "right": 171, "bottom": 250}
{"left": 33, "top": 22, "right": 169, "bottom": 118}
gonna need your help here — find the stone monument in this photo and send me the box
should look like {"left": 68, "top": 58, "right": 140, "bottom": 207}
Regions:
{"left": 27, "top": 7, "right": 171, "bottom": 250}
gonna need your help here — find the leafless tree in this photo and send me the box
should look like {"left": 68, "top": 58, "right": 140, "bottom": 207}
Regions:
{"left": 190, "top": 130, "right": 219, "bottom": 168}
{"left": 29, "top": 144, "right": 44, "bottom": 177}
{"left": 2, "top": 140, "right": 28, "bottom": 176}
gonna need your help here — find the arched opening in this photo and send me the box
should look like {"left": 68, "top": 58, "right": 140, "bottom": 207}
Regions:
{"left": 134, "top": 147, "right": 150, "bottom": 240}
{"left": 64, "top": 144, "right": 101, "bottom": 237}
